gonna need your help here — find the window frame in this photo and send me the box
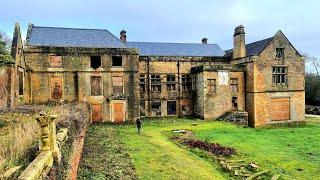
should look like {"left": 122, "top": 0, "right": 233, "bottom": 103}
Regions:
{"left": 230, "top": 78, "right": 238, "bottom": 93}
{"left": 272, "top": 66, "right": 288, "bottom": 85}
{"left": 90, "top": 76, "right": 103, "bottom": 96}
{"left": 150, "top": 74, "right": 161, "bottom": 92}
{"left": 181, "top": 74, "right": 191, "bottom": 91}
{"left": 166, "top": 74, "right": 176, "bottom": 91}
{"left": 276, "top": 48, "right": 285, "bottom": 59}
{"left": 112, "top": 76, "right": 124, "bottom": 94}
{"left": 207, "top": 79, "right": 216, "bottom": 94}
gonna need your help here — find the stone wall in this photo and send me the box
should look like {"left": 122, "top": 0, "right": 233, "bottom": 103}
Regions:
{"left": 23, "top": 47, "right": 140, "bottom": 122}
{"left": 243, "top": 31, "right": 305, "bottom": 127}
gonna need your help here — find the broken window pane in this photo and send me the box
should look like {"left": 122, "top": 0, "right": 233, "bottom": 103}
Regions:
{"left": 91, "top": 76, "right": 102, "bottom": 96}
{"left": 272, "top": 67, "right": 287, "bottom": 84}
{"left": 166, "top": 74, "right": 176, "bottom": 91}
{"left": 90, "top": 56, "right": 101, "bottom": 69}
{"left": 181, "top": 74, "right": 191, "bottom": 91}
{"left": 112, "top": 56, "right": 122, "bottom": 67}
{"left": 230, "top": 78, "right": 238, "bottom": 93}
{"left": 139, "top": 74, "right": 146, "bottom": 92}
{"left": 167, "top": 100, "right": 176, "bottom": 115}
{"left": 151, "top": 74, "right": 161, "bottom": 92}
{"left": 151, "top": 101, "right": 161, "bottom": 116}
{"left": 232, "top": 96, "right": 238, "bottom": 110}
{"left": 112, "top": 76, "right": 123, "bottom": 94}
{"left": 276, "top": 48, "right": 284, "bottom": 59}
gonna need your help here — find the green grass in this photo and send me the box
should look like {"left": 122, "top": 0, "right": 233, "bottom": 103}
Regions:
{"left": 79, "top": 117, "right": 320, "bottom": 179}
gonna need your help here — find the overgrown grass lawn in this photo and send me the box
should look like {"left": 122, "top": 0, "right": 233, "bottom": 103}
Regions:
{"left": 80, "top": 117, "right": 320, "bottom": 179}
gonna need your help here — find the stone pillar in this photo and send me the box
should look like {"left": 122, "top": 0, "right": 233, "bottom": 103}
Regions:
{"left": 36, "top": 112, "right": 58, "bottom": 154}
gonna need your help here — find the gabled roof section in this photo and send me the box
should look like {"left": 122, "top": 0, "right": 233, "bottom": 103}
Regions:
{"left": 27, "top": 25, "right": 127, "bottom": 48}
{"left": 225, "top": 37, "right": 273, "bottom": 56}
{"left": 127, "top": 42, "right": 225, "bottom": 57}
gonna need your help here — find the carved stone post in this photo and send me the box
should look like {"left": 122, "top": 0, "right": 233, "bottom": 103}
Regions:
{"left": 36, "top": 112, "right": 58, "bottom": 153}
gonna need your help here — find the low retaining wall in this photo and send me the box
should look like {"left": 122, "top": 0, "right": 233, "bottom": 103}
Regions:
{"left": 18, "top": 113, "right": 68, "bottom": 180}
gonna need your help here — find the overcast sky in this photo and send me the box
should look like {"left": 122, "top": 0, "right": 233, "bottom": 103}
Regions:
{"left": 0, "top": 0, "right": 319, "bottom": 57}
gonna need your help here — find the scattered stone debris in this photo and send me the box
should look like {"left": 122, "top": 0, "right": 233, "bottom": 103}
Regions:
{"left": 218, "top": 111, "right": 248, "bottom": 126}
{"left": 271, "top": 174, "right": 281, "bottom": 180}
{"left": 172, "top": 129, "right": 188, "bottom": 134}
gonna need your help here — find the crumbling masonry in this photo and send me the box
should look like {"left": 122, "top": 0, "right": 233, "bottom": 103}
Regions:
{"left": 0, "top": 23, "right": 305, "bottom": 127}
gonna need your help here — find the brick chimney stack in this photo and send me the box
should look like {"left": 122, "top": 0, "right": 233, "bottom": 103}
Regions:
{"left": 233, "top": 25, "right": 246, "bottom": 59}
{"left": 120, "top": 30, "right": 127, "bottom": 42}
{"left": 202, "top": 37, "right": 208, "bottom": 44}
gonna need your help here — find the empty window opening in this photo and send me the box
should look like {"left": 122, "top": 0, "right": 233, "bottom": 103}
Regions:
{"left": 112, "top": 56, "right": 123, "bottom": 67}
{"left": 276, "top": 48, "right": 284, "bottom": 59}
{"left": 112, "top": 76, "right": 123, "bottom": 94}
{"left": 18, "top": 71, "right": 23, "bottom": 95}
{"left": 167, "top": 75, "right": 176, "bottom": 91}
{"left": 140, "top": 101, "right": 146, "bottom": 116}
{"left": 230, "top": 78, "right": 238, "bottom": 93}
{"left": 90, "top": 56, "right": 101, "bottom": 69}
{"left": 151, "top": 101, "right": 161, "bottom": 116}
{"left": 91, "top": 76, "right": 102, "bottom": 96}
{"left": 207, "top": 79, "right": 216, "bottom": 94}
{"left": 167, "top": 101, "right": 177, "bottom": 115}
{"left": 181, "top": 74, "right": 191, "bottom": 91}
{"left": 192, "top": 76, "right": 197, "bottom": 91}
{"left": 151, "top": 75, "right": 161, "bottom": 92}
{"left": 272, "top": 67, "right": 287, "bottom": 84}
{"left": 139, "top": 74, "right": 146, "bottom": 92}
{"left": 232, "top": 96, "right": 238, "bottom": 110}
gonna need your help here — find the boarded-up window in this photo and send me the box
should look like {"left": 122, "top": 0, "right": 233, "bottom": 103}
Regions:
{"left": 166, "top": 75, "right": 176, "bottom": 91}
{"left": 230, "top": 78, "right": 238, "bottom": 93}
{"left": 92, "top": 103, "right": 102, "bottom": 123}
{"left": 49, "top": 56, "right": 62, "bottom": 67}
{"left": 18, "top": 71, "right": 23, "bottom": 95}
{"left": 91, "top": 77, "right": 102, "bottom": 96}
{"left": 113, "top": 102, "right": 125, "bottom": 123}
{"left": 207, "top": 79, "right": 216, "bottom": 93}
{"left": 181, "top": 99, "right": 192, "bottom": 115}
{"left": 151, "top": 75, "right": 161, "bottom": 92}
{"left": 50, "top": 76, "right": 62, "bottom": 100}
{"left": 112, "top": 76, "right": 123, "bottom": 94}
{"left": 270, "top": 98, "right": 290, "bottom": 121}
{"left": 167, "top": 101, "right": 176, "bottom": 115}
{"left": 181, "top": 74, "right": 191, "bottom": 91}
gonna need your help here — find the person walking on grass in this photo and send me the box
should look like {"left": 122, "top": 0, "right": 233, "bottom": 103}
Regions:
{"left": 136, "top": 118, "right": 142, "bottom": 134}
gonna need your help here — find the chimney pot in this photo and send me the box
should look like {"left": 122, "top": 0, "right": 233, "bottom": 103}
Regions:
{"left": 202, "top": 37, "right": 208, "bottom": 44}
{"left": 120, "top": 30, "right": 127, "bottom": 42}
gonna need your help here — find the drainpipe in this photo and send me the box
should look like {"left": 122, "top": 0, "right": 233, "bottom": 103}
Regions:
{"left": 147, "top": 57, "right": 151, "bottom": 117}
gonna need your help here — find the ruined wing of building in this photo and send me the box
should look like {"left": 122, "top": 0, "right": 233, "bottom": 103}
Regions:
{"left": 0, "top": 23, "right": 305, "bottom": 127}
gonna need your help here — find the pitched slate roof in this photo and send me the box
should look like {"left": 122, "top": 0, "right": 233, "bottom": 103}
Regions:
{"left": 225, "top": 37, "right": 273, "bottom": 56}
{"left": 127, "top": 42, "right": 225, "bottom": 57}
{"left": 27, "top": 26, "right": 127, "bottom": 48}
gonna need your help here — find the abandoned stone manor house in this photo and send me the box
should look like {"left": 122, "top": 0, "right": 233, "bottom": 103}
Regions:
{"left": 0, "top": 23, "right": 305, "bottom": 127}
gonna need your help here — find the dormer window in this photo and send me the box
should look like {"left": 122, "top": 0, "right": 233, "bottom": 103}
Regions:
{"left": 90, "top": 56, "right": 101, "bottom": 69}
{"left": 276, "top": 48, "right": 284, "bottom": 59}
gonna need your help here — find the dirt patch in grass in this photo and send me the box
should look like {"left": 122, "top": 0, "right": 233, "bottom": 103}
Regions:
{"left": 171, "top": 130, "right": 236, "bottom": 157}
{"left": 77, "top": 124, "right": 137, "bottom": 179}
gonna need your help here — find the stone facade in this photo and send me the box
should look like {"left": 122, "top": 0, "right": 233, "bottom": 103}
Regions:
{"left": 4, "top": 23, "right": 305, "bottom": 127}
